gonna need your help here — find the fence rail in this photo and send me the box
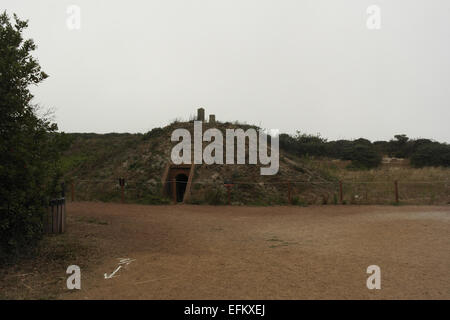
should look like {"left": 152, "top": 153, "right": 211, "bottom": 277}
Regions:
{"left": 64, "top": 178, "right": 449, "bottom": 205}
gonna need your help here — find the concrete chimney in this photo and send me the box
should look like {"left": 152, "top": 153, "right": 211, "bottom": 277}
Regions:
{"left": 197, "top": 107, "right": 205, "bottom": 121}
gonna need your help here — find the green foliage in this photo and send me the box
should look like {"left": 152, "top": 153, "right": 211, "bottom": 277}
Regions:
{"left": 0, "top": 12, "right": 64, "bottom": 260}
{"left": 279, "top": 132, "right": 328, "bottom": 157}
{"left": 374, "top": 134, "right": 447, "bottom": 164}
{"left": 410, "top": 143, "right": 450, "bottom": 168}
{"left": 204, "top": 187, "right": 225, "bottom": 205}
{"left": 345, "top": 144, "right": 382, "bottom": 169}
{"left": 59, "top": 133, "right": 141, "bottom": 174}
{"left": 291, "top": 196, "right": 308, "bottom": 207}
{"left": 281, "top": 131, "right": 449, "bottom": 169}
{"left": 379, "top": 134, "right": 449, "bottom": 167}
{"left": 143, "top": 127, "right": 164, "bottom": 140}
{"left": 280, "top": 132, "right": 382, "bottom": 169}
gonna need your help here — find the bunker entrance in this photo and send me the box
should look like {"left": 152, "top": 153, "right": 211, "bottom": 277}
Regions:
{"left": 175, "top": 174, "right": 188, "bottom": 202}
{"left": 162, "top": 164, "right": 193, "bottom": 203}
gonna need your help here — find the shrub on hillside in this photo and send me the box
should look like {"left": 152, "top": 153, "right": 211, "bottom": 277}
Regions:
{"left": 204, "top": 188, "right": 225, "bottom": 205}
{"left": 143, "top": 127, "right": 165, "bottom": 140}
{"left": 410, "top": 143, "right": 450, "bottom": 168}
{"left": 345, "top": 144, "right": 382, "bottom": 169}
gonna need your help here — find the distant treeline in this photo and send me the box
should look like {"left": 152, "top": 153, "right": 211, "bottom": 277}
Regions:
{"left": 279, "top": 133, "right": 450, "bottom": 169}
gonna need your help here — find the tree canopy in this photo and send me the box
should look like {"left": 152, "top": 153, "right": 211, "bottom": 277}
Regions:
{"left": 0, "top": 11, "right": 66, "bottom": 260}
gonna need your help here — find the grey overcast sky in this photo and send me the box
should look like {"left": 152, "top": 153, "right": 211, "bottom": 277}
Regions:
{"left": 3, "top": 0, "right": 450, "bottom": 142}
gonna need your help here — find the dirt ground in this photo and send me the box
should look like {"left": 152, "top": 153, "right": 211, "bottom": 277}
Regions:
{"left": 58, "top": 202, "right": 450, "bottom": 300}
{"left": 2, "top": 203, "right": 449, "bottom": 299}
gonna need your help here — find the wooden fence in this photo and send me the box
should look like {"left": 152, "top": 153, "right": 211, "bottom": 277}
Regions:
{"left": 65, "top": 178, "right": 449, "bottom": 205}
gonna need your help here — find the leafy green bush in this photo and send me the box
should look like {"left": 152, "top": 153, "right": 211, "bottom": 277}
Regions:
{"left": 280, "top": 132, "right": 382, "bottom": 169}
{"left": 0, "top": 12, "right": 64, "bottom": 260}
{"left": 345, "top": 144, "right": 382, "bottom": 169}
{"left": 281, "top": 131, "right": 449, "bottom": 169}
{"left": 143, "top": 127, "right": 164, "bottom": 140}
{"left": 410, "top": 143, "right": 450, "bottom": 168}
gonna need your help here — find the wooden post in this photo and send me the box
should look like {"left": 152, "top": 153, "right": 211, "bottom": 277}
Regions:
{"left": 339, "top": 181, "right": 343, "bottom": 204}
{"left": 394, "top": 180, "right": 399, "bottom": 203}
{"left": 71, "top": 182, "right": 75, "bottom": 202}
{"left": 288, "top": 182, "right": 292, "bottom": 204}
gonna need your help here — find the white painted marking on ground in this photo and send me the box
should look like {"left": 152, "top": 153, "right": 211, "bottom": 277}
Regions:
{"left": 104, "top": 258, "right": 135, "bottom": 279}
{"left": 104, "top": 266, "right": 122, "bottom": 279}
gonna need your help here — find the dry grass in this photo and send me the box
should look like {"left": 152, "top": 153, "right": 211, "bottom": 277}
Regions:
{"left": 337, "top": 166, "right": 450, "bottom": 183}
{"left": 301, "top": 159, "right": 450, "bottom": 205}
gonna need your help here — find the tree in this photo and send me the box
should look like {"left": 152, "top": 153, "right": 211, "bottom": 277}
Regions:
{"left": 293, "top": 131, "right": 328, "bottom": 157}
{"left": 346, "top": 144, "right": 382, "bottom": 169}
{"left": 389, "top": 134, "right": 411, "bottom": 157}
{"left": 0, "top": 12, "right": 64, "bottom": 260}
{"left": 410, "top": 143, "right": 450, "bottom": 168}
{"left": 394, "top": 134, "right": 409, "bottom": 145}
{"left": 373, "top": 140, "right": 389, "bottom": 155}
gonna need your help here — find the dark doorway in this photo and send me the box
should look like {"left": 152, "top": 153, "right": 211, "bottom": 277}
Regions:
{"left": 175, "top": 174, "right": 188, "bottom": 202}
{"left": 164, "top": 164, "right": 192, "bottom": 203}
